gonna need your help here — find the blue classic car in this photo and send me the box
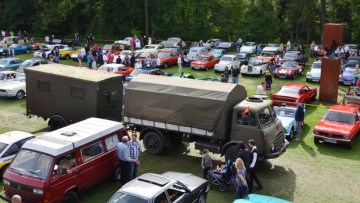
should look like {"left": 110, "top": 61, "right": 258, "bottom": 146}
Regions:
{"left": 274, "top": 106, "right": 298, "bottom": 140}
{"left": 339, "top": 68, "right": 355, "bottom": 85}
{"left": 208, "top": 48, "right": 226, "bottom": 59}
{"left": 9, "top": 44, "right": 33, "bottom": 54}
{"left": 0, "top": 58, "right": 23, "bottom": 70}
{"left": 233, "top": 194, "right": 293, "bottom": 203}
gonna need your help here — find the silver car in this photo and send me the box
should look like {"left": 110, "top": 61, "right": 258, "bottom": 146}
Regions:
{"left": 160, "top": 37, "right": 186, "bottom": 48}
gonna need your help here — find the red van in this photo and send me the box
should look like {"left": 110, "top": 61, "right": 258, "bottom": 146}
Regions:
{"left": 1, "top": 118, "right": 128, "bottom": 203}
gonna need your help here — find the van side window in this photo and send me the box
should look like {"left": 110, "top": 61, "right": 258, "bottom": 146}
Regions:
{"left": 37, "top": 80, "right": 50, "bottom": 92}
{"left": 81, "top": 141, "right": 104, "bottom": 162}
{"left": 237, "top": 111, "right": 257, "bottom": 127}
{"left": 105, "top": 135, "right": 119, "bottom": 151}
{"left": 70, "top": 86, "right": 85, "bottom": 99}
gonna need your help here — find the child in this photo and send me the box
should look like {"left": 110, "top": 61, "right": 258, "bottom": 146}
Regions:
{"left": 201, "top": 149, "right": 212, "bottom": 179}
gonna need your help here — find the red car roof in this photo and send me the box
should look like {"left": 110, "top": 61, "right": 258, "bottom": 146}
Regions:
{"left": 158, "top": 50, "right": 175, "bottom": 54}
{"left": 283, "top": 83, "right": 306, "bottom": 89}
{"left": 329, "top": 105, "right": 358, "bottom": 113}
{"left": 198, "top": 54, "right": 214, "bottom": 58}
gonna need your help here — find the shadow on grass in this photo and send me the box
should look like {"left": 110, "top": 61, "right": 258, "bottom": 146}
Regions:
{"left": 287, "top": 124, "right": 317, "bottom": 158}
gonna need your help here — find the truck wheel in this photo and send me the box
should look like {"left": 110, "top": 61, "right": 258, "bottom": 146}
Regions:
{"left": 143, "top": 131, "right": 165, "bottom": 155}
{"left": 113, "top": 164, "right": 121, "bottom": 182}
{"left": 225, "top": 145, "right": 240, "bottom": 163}
{"left": 49, "top": 115, "right": 68, "bottom": 130}
{"left": 62, "top": 191, "right": 79, "bottom": 203}
{"left": 15, "top": 90, "right": 25, "bottom": 100}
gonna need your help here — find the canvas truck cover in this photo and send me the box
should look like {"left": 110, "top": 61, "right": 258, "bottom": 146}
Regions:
{"left": 124, "top": 74, "right": 247, "bottom": 140}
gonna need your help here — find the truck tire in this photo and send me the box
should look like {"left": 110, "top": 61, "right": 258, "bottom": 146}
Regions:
{"left": 143, "top": 131, "right": 165, "bottom": 155}
{"left": 225, "top": 145, "right": 240, "bottom": 163}
{"left": 49, "top": 115, "right": 68, "bottom": 130}
{"left": 62, "top": 190, "right": 79, "bottom": 203}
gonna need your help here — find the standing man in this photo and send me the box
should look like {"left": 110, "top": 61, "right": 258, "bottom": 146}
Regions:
{"left": 294, "top": 100, "right": 305, "bottom": 141}
{"left": 177, "top": 54, "right": 183, "bottom": 73}
{"left": 232, "top": 66, "right": 240, "bottom": 84}
{"left": 286, "top": 39, "right": 291, "bottom": 52}
{"left": 117, "top": 136, "right": 138, "bottom": 186}
{"left": 310, "top": 41, "right": 316, "bottom": 57}
{"left": 248, "top": 139, "right": 263, "bottom": 192}
{"left": 127, "top": 134, "right": 141, "bottom": 180}
{"left": 54, "top": 47, "right": 60, "bottom": 63}
{"left": 11, "top": 195, "right": 21, "bottom": 203}
{"left": 130, "top": 52, "right": 136, "bottom": 67}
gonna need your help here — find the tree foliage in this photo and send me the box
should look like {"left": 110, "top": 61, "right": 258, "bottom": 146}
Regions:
{"left": 0, "top": 0, "right": 358, "bottom": 43}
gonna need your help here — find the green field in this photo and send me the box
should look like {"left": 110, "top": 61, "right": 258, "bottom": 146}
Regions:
{"left": 0, "top": 49, "right": 359, "bottom": 203}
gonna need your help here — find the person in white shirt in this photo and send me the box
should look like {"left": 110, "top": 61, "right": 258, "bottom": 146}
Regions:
{"left": 135, "top": 60, "right": 143, "bottom": 69}
{"left": 103, "top": 53, "right": 108, "bottom": 64}
{"left": 177, "top": 54, "right": 183, "bottom": 73}
{"left": 256, "top": 82, "right": 266, "bottom": 95}
{"left": 286, "top": 40, "right": 291, "bottom": 52}
{"left": 156, "top": 56, "right": 161, "bottom": 68}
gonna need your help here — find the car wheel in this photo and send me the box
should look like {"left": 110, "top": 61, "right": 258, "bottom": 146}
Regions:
{"left": 219, "top": 182, "right": 227, "bottom": 192}
{"left": 225, "top": 145, "right": 239, "bottom": 163}
{"left": 346, "top": 140, "right": 353, "bottom": 149}
{"left": 15, "top": 90, "right": 25, "bottom": 100}
{"left": 288, "top": 127, "right": 294, "bottom": 140}
{"left": 65, "top": 55, "right": 70, "bottom": 60}
{"left": 25, "top": 49, "right": 30, "bottom": 54}
{"left": 62, "top": 191, "right": 79, "bottom": 203}
{"left": 198, "top": 193, "right": 206, "bottom": 203}
{"left": 164, "top": 63, "right": 168, "bottom": 69}
{"left": 260, "top": 70, "right": 263, "bottom": 75}
{"left": 314, "top": 138, "right": 320, "bottom": 144}
{"left": 113, "top": 164, "right": 121, "bottom": 182}
{"left": 49, "top": 115, "right": 68, "bottom": 130}
{"left": 143, "top": 131, "right": 165, "bottom": 155}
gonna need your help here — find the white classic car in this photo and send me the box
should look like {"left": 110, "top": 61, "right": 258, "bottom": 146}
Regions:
{"left": 262, "top": 43, "right": 280, "bottom": 53}
{"left": 160, "top": 37, "right": 186, "bottom": 48}
{"left": 114, "top": 37, "right": 134, "bottom": 46}
{"left": 0, "top": 71, "right": 20, "bottom": 82}
{"left": 306, "top": 60, "right": 322, "bottom": 82}
{"left": 240, "top": 57, "right": 269, "bottom": 76}
{"left": 187, "top": 47, "right": 208, "bottom": 61}
{"left": 203, "top": 39, "right": 233, "bottom": 49}
{"left": 240, "top": 42, "right": 257, "bottom": 54}
{"left": 214, "top": 55, "right": 239, "bottom": 72}
{"left": 33, "top": 45, "right": 68, "bottom": 58}
{"left": 0, "top": 75, "right": 26, "bottom": 99}
{"left": 136, "top": 44, "right": 165, "bottom": 55}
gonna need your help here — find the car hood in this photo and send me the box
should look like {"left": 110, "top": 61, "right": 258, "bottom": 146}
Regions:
{"left": 217, "top": 61, "right": 231, "bottom": 66}
{"left": 263, "top": 47, "right": 279, "bottom": 52}
{"left": 314, "top": 120, "right": 354, "bottom": 135}
{"left": 162, "top": 172, "right": 207, "bottom": 192}
{"left": 192, "top": 61, "right": 207, "bottom": 65}
{"left": 0, "top": 81, "right": 24, "bottom": 89}
{"left": 341, "top": 72, "right": 354, "bottom": 80}
{"left": 277, "top": 116, "right": 294, "bottom": 128}
{"left": 240, "top": 46, "right": 254, "bottom": 52}
{"left": 276, "top": 68, "right": 295, "bottom": 74}
{"left": 309, "top": 69, "right": 321, "bottom": 77}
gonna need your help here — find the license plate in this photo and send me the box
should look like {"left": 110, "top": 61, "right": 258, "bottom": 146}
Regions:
{"left": 195, "top": 67, "right": 199, "bottom": 69}
{"left": 279, "top": 76, "right": 286, "bottom": 79}
{"left": 344, "top": 82, "right": 352, "bottom": 85}
{"left": 324, "top": 138, "right": 337, "bottom": 144}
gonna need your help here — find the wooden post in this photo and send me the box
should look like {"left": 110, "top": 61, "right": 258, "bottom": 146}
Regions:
{"left": 319, "top": 23, "right": 344, "bottom": 103}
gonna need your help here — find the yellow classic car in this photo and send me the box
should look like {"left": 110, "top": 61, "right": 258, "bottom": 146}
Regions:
{"left": 60, "top": 47, "right": 80, "bottom": 60}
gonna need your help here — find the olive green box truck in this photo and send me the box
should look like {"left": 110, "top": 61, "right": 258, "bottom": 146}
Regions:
{"left": 124, "top": 75, "right": 289, "bottom": 160}
{"left": 25, "top": 64, "right": 123, "bottom": 130}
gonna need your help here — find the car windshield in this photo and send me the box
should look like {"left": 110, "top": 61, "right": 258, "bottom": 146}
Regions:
{"left": 249, "top": 58, "right": 263, "bottom": 64}
{"left": 267, "top": 44, "right": 278, "bottom": 47}
{"left": 63, "top": 47, "right": 73, "bottom": 51}
{"left": 0, "top": 142, "right": 8, "bottom": 154}
{"left": 284, "top": 53, "right": 297, "bottom": 59}
{"left": 200, "top": 57, "right": 209, "bottom": 61}
{"left": 312, "top": 63, "right": 321, "bottom": 69}
{"left": 257, "top": 106, "right": 276, "bottom": 127}
{"left": 158, "top": 52, "right": 171, "bottom": 58}
{"left": 210, "top": 50, "right": 221, "bottom": 55}
{"left": 275, "top": 107, "right": 295, "bottom": 117}
{"left": 0, "top": 60, "right": 8, "bottom": 65}
{"left": 21, "top": 60, "right": 32, "bottom": 67}
{"left": 130, "top": 69, "right": 147, "bottom": 76}
{"left": 279, "top": 87, "right": 301, "bottom": 94}
{"left": 190, "top": 49, "right": 200, "bottom": 53}
{"left": 120, "top": 52, "right": 130, "bottom": 56}
{"left": 323, "top": 110, "right": 355, "bottom": 124}
{"left": 108, "top": 192, "right": 148, "bottom": 203}
{"left": 138, "top": 52, "right": 150, "bottom": 58}
{"left": 282, "top": 62, "right": 298, "bottom": 69}
{"left": 9, "top": 150, "right": 53, "bottom": 180}
{"left": 245, "top": 42, "right": 254, "bottom": 46}
{"left": 168, "top": 38, "right": 177, "bottom": 42}
{"left": 344, "top": 68, "right": 354, "bottom": 74}
{"left": 220, "top": 56, "right": 232, "bottom": 62}
{"left": 98, "top": 66, "right": 114, "bottom": 72}
{"left": 144, "top": 46, "right": 155, "bottom": 49}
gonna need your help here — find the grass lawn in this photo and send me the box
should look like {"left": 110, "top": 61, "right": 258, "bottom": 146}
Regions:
{"left": 0, "top": 49, "right": 359, "bottom": 203}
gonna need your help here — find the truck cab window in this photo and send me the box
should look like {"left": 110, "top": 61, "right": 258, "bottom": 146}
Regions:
{"left": 237, "top": 111, "right": 257, "bottom": 127}
{"left": 257, "top": 107, "right": 276, "bottom": 127}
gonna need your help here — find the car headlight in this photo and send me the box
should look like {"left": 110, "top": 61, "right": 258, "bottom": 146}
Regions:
{"left": 283, "top": 127, "right": 287, "bottom": 133}
{"left": 3, "top": 179, "right": 10, "bottom": 186}
{"left": 313, "top": 130, "right": 319, "bottom": 135}
{"left": 344, "top": 135, "right": 349, "bottom": 140}
{"left": 33, "top": 188, "right": 44, "bottom": 195}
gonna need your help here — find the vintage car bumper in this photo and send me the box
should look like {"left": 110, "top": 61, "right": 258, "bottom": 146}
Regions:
{"left": 265, "top": 139, "right": 289, "bottom": 159}
{"left": 313, "top": 134, "right": 351, "bottom": 144}
{"left": 214, "top": 65, "right": 226, "bottom": 72}
{"left": 0, "top": 92, "right": 15, "bottom": 97}
{"left": 306, "top": 75, "right": 320, "bottom": 82}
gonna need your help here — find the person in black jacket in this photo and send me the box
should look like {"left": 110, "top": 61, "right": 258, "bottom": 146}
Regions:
{"left": 130, "top": 52, "right": 136, "bottom": 67}
{"left": 248, "top": 139, "right": 262, "bottom": 192}
{"left": 295, "top": 99, "right": 305, "bottom": 141}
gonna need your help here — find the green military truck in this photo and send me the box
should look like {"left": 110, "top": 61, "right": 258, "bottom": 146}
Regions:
{"left": 25, "top": 64, "right": 123, "bottom": 130}
{"left": 124, "top": 75, "right": 289, "bottom": 160}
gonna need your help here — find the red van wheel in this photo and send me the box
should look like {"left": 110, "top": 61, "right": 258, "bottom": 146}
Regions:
{"left": 62, "top": 191, "right": 79, "bottom": 203}
{"left": 113, "top": 165, "right": 121, "bottom": 181}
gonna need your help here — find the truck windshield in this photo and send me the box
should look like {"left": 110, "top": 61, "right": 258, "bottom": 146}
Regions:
{"left": 9, "top": 150, "right": 53, "bottom": 180}
{"left": 257, "top": 106, "right": 276, "bottom": 127}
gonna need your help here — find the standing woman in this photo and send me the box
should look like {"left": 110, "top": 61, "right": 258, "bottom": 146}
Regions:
{"left": 235, "top": 158, "right": 247, "bottom": 199}
{"left": 265, "top": 70, "right": 272, "bottom": 92}
{"left": 353, "top": 64, "right": 360, "bottom": 86}
{"left": 224, "top": 66, "right": 230, "bottom": 82}
{"left": 248, "top": 139, "right": 263, "bottom": 192}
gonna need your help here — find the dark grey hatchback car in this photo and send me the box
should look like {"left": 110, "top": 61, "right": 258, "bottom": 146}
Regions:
{"left": 108, "top": 172, "right": 210, "bottom": 203}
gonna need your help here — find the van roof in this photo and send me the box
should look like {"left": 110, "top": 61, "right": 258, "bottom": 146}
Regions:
{"left": 22, "top": 118, "right": 124, "bottom": 156}
{"left": 26, "top": 64, "right": 123, "bottom": 82}
{"left": 0, "top": 131, "right": 34, "bottom": 145}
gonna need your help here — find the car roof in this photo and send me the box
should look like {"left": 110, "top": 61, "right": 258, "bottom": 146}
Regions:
{"left": 329, "top": 105, "right": 358, "bottom": 113}
{"left": 25, "top": 58, "right": 42, "bottom": 62}
{"left": 0, "top": 58, "right": 20, "bottom": 61}
{"left": 0, "top": 131, "right": 34, "bottom": 145}
{"left": 190, "top": 47, "right": 206, "bottom": 50}
{"left": 0, "top": 71, "right": 17, "bottom": 74}
{"left": 22, "top": 118, "right": 124, "bottom": 156}
{"left": 119, "top": 173, "right": 176, "bottom": 199}
{"left": 221, "top": 54, "right": 236, "bottom": 58}
{"left": 283, "top": 83, "right": 306, "bottom": 89}
{"left": 158, "top": 50, "right": 174, "bottom": 54}
{"left": 199, "top": 54, "right": 213, "bottom": 57}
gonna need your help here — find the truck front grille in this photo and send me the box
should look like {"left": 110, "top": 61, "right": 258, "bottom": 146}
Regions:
{"left": 9, "top": 181, "right": 33, "bottom": 193}
{"left": 275, "top": 132, "right": 284, "bottom": 150}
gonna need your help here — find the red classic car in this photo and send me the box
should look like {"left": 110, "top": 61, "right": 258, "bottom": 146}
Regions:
{"left": 273, "top": 62, "right": 303, "bottom": 79}
{"left": 29, "top": 43, "right": 40, "bottom": 50}
{"left": 315, "top": 45, "right": 326, "bottom": 56}
{"left": 157, "top": 51, "right": 179, "bottom": 68}
{"left": 313, "top": 105, "right": 360, "bottom": 149}
{"left": 271, "top": 83, "right": 317, "bottom": 106}
{"left": 190, "top": 54, "right": 219, "bottom": 70}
